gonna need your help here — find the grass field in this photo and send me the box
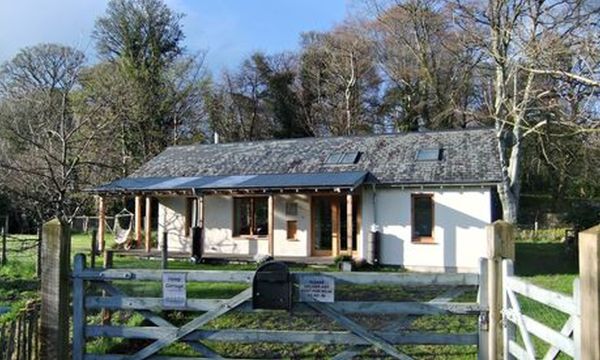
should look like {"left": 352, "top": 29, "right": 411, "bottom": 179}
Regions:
{"left": 0, "top": 230, "right": 581, "bottom": 358}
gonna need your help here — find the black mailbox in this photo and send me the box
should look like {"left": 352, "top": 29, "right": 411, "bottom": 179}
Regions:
{"left": 252, "top": 261, "right": 292, "bottom": 311}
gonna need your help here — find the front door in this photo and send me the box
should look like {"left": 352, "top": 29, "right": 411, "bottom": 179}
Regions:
{"left": 312, "top": 196, "right": 336, "bottom": 256}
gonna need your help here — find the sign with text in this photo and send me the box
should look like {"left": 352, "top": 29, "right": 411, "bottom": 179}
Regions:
{"left": 162, "top": 272, "right": 187, "bottom": 309}
{"left": 299, "top": 275, "right": 335, "bottom": 303}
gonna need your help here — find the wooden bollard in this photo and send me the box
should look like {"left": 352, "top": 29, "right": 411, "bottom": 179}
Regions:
{"left": 579, "top": 225, "right": 600, "bottom": 360}
{"left": 162, "top": 232, "right": 168, "bottom": 269}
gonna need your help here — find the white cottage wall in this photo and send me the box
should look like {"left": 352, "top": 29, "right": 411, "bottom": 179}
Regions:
{"left": 273, "top": 194, "right": 310, "bottom": 257}
{"left": 157, "top": 197, "right": 189, "bottom": 252}
{"left": 362, "top": 187, "right": 492, "bottom": 272}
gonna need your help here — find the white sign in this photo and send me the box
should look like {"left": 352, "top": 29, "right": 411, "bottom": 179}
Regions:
{"left": 299, "top": 275, "right": 335, "bottom": 303}
{"left": 162, "top": 272, "right": 187, "bottom": 309}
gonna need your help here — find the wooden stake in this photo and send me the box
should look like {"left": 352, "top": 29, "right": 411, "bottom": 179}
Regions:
{"left": 98, "top": 196, "right": 106, "bottom": 252}
{"left": 135, "top": 195, "right": 143, "bottom": 248}
{"left": 145, "top": 197, "right": 152, "bottom": 252}
{"left": 579, "top": 224, "right": 600, "bottom": 360}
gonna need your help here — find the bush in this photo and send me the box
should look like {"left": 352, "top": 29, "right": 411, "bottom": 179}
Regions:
{"left": 516, "top": 228, "right": 569, "bottom": 243}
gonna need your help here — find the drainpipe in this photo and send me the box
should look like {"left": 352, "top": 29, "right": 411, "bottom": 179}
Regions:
{"left": 368, "top": 183, "right": 380, "bottom": 265}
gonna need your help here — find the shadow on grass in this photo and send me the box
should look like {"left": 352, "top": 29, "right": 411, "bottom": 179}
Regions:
{"left": 515, "top": 242, "right": 578, "bottom": 277}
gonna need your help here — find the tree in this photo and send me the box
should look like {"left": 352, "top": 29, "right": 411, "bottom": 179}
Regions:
{"left": 367, "top": 0, "right": 482, "bottom": 131}
{"left": 298, "top": 25, "right": 381, "bottom": 136}
{"left": 92, "top": 0, "right": 193, "bottom": 163}
{"left": 0, "top": 44, "right": 114, "bottom": 223}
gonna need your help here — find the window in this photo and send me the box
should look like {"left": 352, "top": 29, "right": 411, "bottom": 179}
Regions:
{"left": 285, "top": 201, "right": 298, "bottom": 216}
{"left": 325, "top": 151, "right": 361, "bottom": 165}
{"left": 233, "top": 197, "right": 269, "bottom": 237}
{"left": 412, "top": 194, "right": 434, "bottom": 243}
{"left": 416, "top": 148, "right": 443, "bottom": 161}
{"left": 287, "top": 220, "right": 298, "bottom": 240}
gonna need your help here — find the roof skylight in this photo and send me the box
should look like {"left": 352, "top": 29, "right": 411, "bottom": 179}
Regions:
{"left": 416, "top": 148, "right": 443, "bottom": 161}
{"left": 325, "top": 152, "right": 360, "bottom": 165}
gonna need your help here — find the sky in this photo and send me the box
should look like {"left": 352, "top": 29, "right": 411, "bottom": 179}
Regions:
{"left": 0, "top": 0, "right": 349, "bottom": 74}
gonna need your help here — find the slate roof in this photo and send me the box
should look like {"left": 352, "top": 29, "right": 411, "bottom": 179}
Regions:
{"left": 125, "top": 128, "right": 501, "bottom": 186}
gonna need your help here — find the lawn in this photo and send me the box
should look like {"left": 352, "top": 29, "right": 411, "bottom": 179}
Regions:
{"left": 0, "top": 230, "right": 581, "bottom": 359}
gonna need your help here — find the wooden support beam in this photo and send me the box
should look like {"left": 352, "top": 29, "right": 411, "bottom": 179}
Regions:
{"left": 579, "top": 224, "right": 600, "bottom": 360}
{"left": 332, "top": 199, "right": 339, "bottom": 257}
{"left": 347, "top": 194, "right": 353, "bottom": 255}
{"left": 98, "top": 196, "right": 106, "bottom": 252}
{"left": 145, "top": 197, "right": 152, "bottom": 252}
{"left": 135, "top": 195, "right": 143, "bottom": 248}
{"left": 268, "top": 195, "right": 274, "bottom": 256}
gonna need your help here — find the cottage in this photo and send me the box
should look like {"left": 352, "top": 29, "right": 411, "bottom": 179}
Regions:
{"left": 92, "top": 128, "right": 502, "bottom": 272}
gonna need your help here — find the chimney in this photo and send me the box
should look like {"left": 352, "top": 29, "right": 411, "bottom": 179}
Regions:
{"left": 213, "top": 132, "right": 219, "bottom": 144}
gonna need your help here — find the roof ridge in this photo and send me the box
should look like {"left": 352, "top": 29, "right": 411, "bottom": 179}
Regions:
{"left": 172, "top": 127, "right": 495, "bottom": 149}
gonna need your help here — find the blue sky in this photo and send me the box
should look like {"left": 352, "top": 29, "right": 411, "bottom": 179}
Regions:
{"left": 0, "top": 0, "right": 349, "bottom": 74}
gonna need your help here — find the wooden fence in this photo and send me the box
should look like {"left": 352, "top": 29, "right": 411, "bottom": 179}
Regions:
{"left": 71, "top": 253, "right": 485, "bottom": 360}
{"left": 0, "top": 300, "right": 41, "bottom": 360}
{"left": 502, "top": 259, "right": 580, "bottom": 359}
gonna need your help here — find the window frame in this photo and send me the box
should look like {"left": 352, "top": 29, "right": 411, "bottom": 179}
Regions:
{"left": 411, "top": 193, "right": 435, "bottom": 244}
{"left": 232, "top": 196, "right": 270, "bottom": 238}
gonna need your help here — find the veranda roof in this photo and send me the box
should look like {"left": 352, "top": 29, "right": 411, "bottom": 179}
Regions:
{"left": 90, "top": 171, "right": 373, "bottom": 195}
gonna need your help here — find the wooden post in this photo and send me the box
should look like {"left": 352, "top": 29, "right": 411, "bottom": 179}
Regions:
{"left": 90, "top": 229, "right": 97, "bottom": 268}
{"left": 162, "top": 232, "right": 168, "bottom": 269}
{"left": 36, "top": 227, "right": 42, "bottom": 277}
{"left": 101, "top": 250, "right": 113, "bottom": 326}
{"left": 477, "top": 257, "right": 489, "bottom": 360}
{"left": 40, "top": 218, "right": 70, "bottom": 360}
{"left": 346, "top": 194, "right": 353, "bottom": 255}
{"left": 145, "top": 197, "right": 152, "bottom": 252}
{"left": 268, "top": 195, "right": 274, "bottom": 256}
{"left": 332, "top": 199, "right": 339, "bottom": 257}
{"left": 135, "top": 195, "right": 143, "bottom": 248}
{"left": 98, "top": 196, "right": 106, "bottom": 252}
{"left": 72, "top": 254, "right": 86, "bottom": 360}
{"left": 486, "top": 220, "right": 515, "bottom": 360}
{"left": 1, "top": 216, "right": 7, "bottom": 265}
{"left": 578, "top": 224, "right": 600, "bottom": 360}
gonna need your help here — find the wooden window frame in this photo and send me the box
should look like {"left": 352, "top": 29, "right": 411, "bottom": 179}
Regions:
{"left": 411, "top": 193, "right": 435, "bottom": 244}
{"left": 233, "top": 196, "right": 269, "bottom": 238}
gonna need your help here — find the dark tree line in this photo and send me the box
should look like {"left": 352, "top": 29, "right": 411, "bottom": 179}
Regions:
{"left": 0, "top": 0, "right": 598, "bottom": 224}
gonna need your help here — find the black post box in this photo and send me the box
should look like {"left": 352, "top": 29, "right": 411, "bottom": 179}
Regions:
{"left": 252, "top": 261, "right": 292, "bottom": 310}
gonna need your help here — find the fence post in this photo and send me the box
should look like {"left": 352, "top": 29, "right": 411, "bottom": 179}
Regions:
{"left": 36, "top": 227, "right": 42, "bottom": 278}
{"left": 90, "top": 229, "right": 97, "bottom": 268}
{"left": 1, "top": 216, "right": 7, "bottom": 265}
{"left": 72, "top": 254, "right": 86, "bottom": 360}
{"left": 477, "top": 257, "right": 489, "bottom": 360}
{"left": 502, "top": 259, "right": 516, "bottom": 360}
{"left": 162, "top": 232, "right": 168, "bottom": 269}
{"left": 578, "top": 225, "right": 600, "bottom": 360}
{"left": 486, "top": 220, "right": 515, "bottom": 360}
{"left": 40, "top": 218, "right": 71, "bottom": 360}
{"left": 101, "top": 250, "right": 113, "bottom": 326}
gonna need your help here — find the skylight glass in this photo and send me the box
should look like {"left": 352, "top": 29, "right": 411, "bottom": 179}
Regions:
{"left": 325, "top": 152, "right": 360, "bottom": 165}
{"left": 416, "top": 148, "right": 442, "bottom": 161}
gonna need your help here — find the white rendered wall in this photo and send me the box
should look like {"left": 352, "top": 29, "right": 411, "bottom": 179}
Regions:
{"left": 272, "top": 194, "right": 310, "bottom": 257}
{"left": 157, "top": 197, "right": 189, "bottom": 252}
{"left": 361, "top": 187, "right": 492, "bottom": 273}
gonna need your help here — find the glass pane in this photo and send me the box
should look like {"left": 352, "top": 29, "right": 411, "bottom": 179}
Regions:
{"left": 414, "top": 196, "right": 433, "bottom": 237}
{"left": 416, "top": 149, "right": 440, "bottom": 161}
{"left": 340, "top": 152, "right": 358, "bottom": 164}
{"left": 340, "top": 198, "right": 347, "bottom": 251}
{"left": 325, "top": 153, "right": 344, "bottom": 164}
{"left": 234, "top": 198, "right": 252, "bottom": 235}
{"left": 253, "top": 197, "right": 269, "bottom": 236}
{"left": 314, "top": 197, "right": 332, "bottom": 251}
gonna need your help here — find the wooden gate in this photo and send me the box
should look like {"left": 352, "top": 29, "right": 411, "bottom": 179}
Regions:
{"left": 71, "top": 253, "right": 486, "bottom": 359}
{"left": 502, "top": 259, "right": 581, "bottom": 359}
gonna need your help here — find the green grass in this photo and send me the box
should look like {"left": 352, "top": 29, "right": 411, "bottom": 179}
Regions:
{"left": 0, "top": 230, "right": 582, "bottom": 358}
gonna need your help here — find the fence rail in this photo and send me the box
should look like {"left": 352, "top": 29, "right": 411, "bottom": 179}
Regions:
{"left": 502, "top": 259, "right": 580, "bottom": 360}
{"left": 0, "top": 300, "right": 41, "bottom": 360}
{"left": 72, "top": 253, "right": 482, "bottom": 360}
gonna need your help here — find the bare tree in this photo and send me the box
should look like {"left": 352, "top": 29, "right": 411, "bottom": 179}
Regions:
{"left": 0, "top": 44, "right": 114, "bottom": 223}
